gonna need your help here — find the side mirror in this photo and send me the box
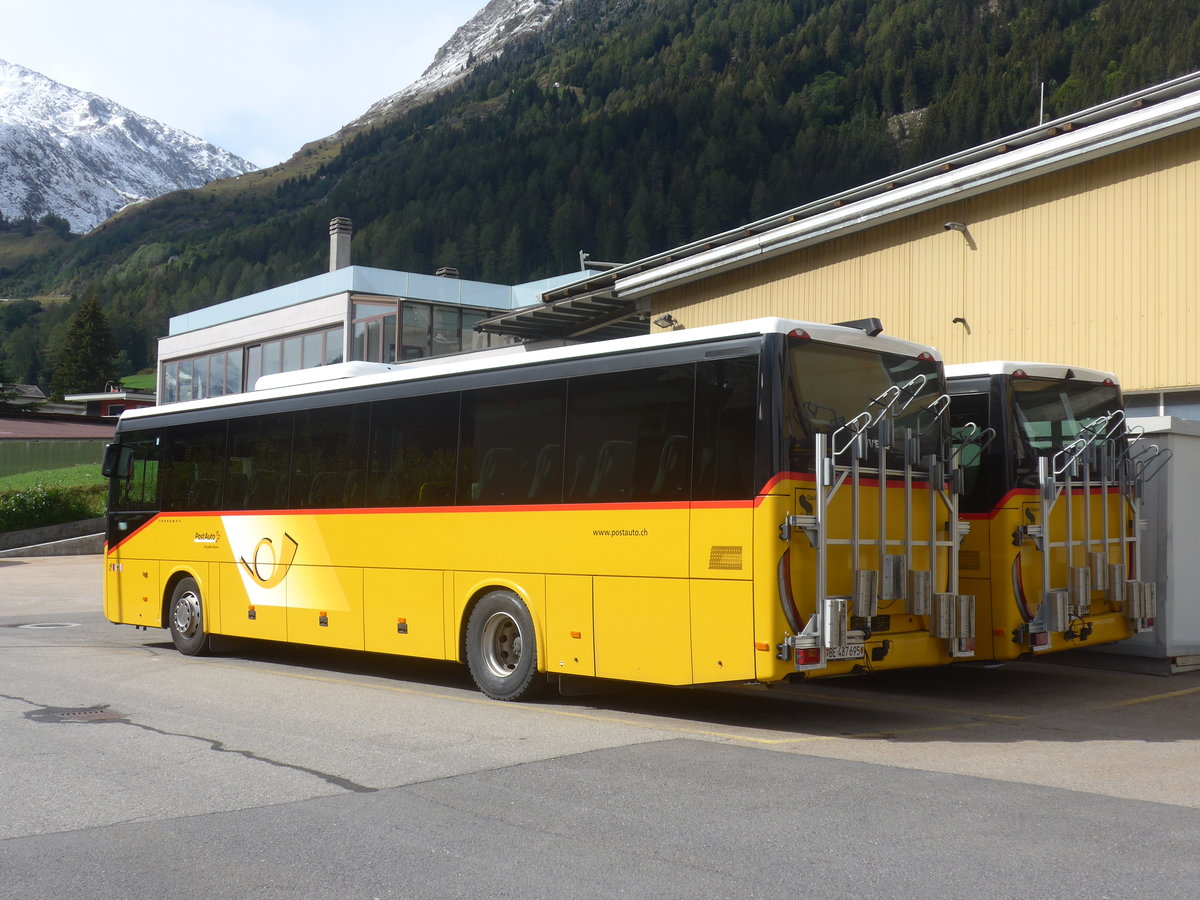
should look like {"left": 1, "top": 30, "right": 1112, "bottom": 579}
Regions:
{"left": 101, "top": 443, "right": 134, "bottom": 479}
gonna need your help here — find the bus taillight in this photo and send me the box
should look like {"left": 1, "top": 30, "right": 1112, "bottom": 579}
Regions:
{"left": 794, "top": 647, "right": 822, "bottom": 665}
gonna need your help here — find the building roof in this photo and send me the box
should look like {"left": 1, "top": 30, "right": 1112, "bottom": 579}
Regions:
{"left": 481, "top": 70, "right": 1200, "bottom": 340}
{"left": 0, "top": 415, "right": 115, "bottom": 440}
{"left": 63, "top": 391, "right": 156, "bottom": 403}
{"left": 2, "top": 384, "right": 47, "bottom": 402}
{"left": 167, "top": 265, "right": 602, "bottom": 337}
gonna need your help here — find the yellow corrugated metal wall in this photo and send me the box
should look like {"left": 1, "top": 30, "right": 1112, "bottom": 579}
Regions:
{"left": 651, "top": 129, "right": 1200, "bottom": 392}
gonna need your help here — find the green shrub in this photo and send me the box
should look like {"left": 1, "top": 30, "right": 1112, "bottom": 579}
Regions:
{"left": 0, "top": 483, "right": 107, "bottom": 532}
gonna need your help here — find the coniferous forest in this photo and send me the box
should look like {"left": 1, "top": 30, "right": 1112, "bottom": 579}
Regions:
{"left": 1, "top": 0, "right": 1199, "bottom": 388}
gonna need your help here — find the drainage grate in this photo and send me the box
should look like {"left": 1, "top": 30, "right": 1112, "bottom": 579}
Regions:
{"left": 25, "top": 705, "right": 128, "bottom": 724}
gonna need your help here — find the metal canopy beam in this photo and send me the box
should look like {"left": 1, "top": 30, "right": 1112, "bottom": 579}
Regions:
{"left": 478, "top": 293, "right": 647, "bottom": 341}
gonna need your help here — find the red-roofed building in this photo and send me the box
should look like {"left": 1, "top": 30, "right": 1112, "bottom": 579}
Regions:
{"left": 63, "top": 389, "right": 156, "bottom": 418}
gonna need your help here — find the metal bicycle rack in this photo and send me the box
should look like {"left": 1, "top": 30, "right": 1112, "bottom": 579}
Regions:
{"left": 781, "top": 377, "right": 980, "bottom": 669}
{"left": 1025, "top": 411, "right": 1169, "bottom": 644}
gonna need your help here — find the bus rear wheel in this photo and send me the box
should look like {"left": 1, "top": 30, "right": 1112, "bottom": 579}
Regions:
{"left": 168, "top": 577, "right": 210, "bottom": 656}
{"left": 465, "top": 590, "right": 546, "bottom": 701}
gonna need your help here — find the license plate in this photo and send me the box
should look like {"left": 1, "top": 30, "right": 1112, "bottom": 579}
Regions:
{"left": 825, "top": 644, "right": 865, "bottom": 661}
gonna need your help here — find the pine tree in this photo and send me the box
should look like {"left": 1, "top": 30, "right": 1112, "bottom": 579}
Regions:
{"left": 50, "top": 293, "right": 117, "bottom": 399}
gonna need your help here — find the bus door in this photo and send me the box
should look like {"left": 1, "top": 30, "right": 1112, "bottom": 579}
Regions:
{"left": 102, "top": 431, "right": 163, "bottom": 627}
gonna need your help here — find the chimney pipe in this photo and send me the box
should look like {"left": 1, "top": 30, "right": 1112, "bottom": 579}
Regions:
{"left": 329, "top": 217, "right": 352, "bottom": 271}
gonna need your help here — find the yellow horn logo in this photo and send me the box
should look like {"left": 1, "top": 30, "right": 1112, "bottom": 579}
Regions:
{"left": 239, "top": 533, "right": 298, "bottom": 589}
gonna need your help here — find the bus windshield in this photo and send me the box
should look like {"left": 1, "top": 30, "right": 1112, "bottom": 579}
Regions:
{"left": 1011, "top": 378, "right": 1122, "bottom": 455}
{"left": 786, "top": 337, "right": 944, "bottom": 466}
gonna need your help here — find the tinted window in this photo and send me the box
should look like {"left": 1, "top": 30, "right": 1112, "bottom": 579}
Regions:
{"left": 787, "top": 338, "right": 945, "bottom": 471}
{"left": 226, "top": 413, "right": 293, "bottom": 510}
{"left": 948, "top": 392, "right": 1002, "bottom": 513}
{"left": 368, "top": 393, "right": 460, "bottom": 507}
{"left": 290, "top": 404, "right": 371, "bottom": 508}
{"left": 694, "top": 357, "right": 758, "bottom": 500}
{"left": 161, "top": 422, "right": 226, "bottom": 512}
{"left": 565, "top": 366, "right": 694, "bottom": 503}
{"left": 109, "top": 428, "right": 161, "bottom": 512}
{"left": 462, "top": 381, "right": 566, "bottom": 505}
{"left": 1011, "top": 379, "right": 1122, "bottom": 458}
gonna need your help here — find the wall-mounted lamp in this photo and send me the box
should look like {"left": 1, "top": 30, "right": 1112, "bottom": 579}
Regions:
{"left": 943, "top": 222, "right": 968, "bottom": 233}
{"left": 653, "top": 314, "right": 679, "bottom": 329}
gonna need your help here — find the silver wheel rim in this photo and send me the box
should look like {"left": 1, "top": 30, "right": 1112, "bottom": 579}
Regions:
{"left": 173, "top": 590, "right": 201, "bottom": 638}
{"left": 480, "top": 611, "right": 523, "bottom": 679}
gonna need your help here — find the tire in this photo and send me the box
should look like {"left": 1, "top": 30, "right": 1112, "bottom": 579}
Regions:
{"left": 168, "top": 577, "right": 211, "bottom": 656}
{"left": 465, "top": 590, "right": 546, "bottom": 701}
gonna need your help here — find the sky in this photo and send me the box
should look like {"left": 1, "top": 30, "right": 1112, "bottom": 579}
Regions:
{"left": 0, "top": 0, "right": 488, "bottom": 168}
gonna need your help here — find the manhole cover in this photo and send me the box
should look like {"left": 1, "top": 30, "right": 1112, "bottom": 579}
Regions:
{"left": 12, "top": 623, "right": 81, "bottom": 629}
{"left": 25, "top": 705, "right": 128, "bottom": 724}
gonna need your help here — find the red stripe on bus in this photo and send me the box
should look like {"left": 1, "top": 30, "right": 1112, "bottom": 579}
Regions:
{"left": 960, "top": 485, "right": 1124, "bottom": 520}
{"left": 761, "top": 471, "right": 936, "bottom": 492}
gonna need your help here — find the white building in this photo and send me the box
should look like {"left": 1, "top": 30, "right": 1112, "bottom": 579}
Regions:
{"left": 157, "top": 218, "right": 595, "bottom": 404}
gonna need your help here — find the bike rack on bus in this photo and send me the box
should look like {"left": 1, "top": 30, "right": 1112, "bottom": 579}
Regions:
{"left": 782, "top": 376, "right": 977, "bottom": 670}
{"left": 1026, "top": 410, "right": 1166, "bottom": 643}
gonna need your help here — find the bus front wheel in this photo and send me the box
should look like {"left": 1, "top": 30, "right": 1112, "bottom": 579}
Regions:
{"left": 168, "top": 577, "right": 211, "bottom": 656}
{"left": 465, "top": 590, "right": 546, "bottom": 701}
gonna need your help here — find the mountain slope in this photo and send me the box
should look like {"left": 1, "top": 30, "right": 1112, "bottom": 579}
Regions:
{"left": 349, "top": 0, "right": 566, "bottom": 129}
{"left": 1, "top": 0, "right": 1199, "bottom": 388}
{"left": 0, "top": 59, "right": 256, "bottom": 233}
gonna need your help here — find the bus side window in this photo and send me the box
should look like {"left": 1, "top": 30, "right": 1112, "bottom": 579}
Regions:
{"left": 461, "top": 381, "right": 566, "bottom": 505}
{"left": 693, "top": 357, "right": 758, "bottom": 500}
{"left": 290, "top": 403, "right": 370, "bottom": 509}
{"left": 227, "top": 413, "right": 294, "bottom": 511}
{"left": 160, "top": 422, "right": 227, "bottom": 512}
{"left": 108, "top": 429, "right": 162, "bottom": 512}
{"left": 948, "top": 393, "right": 992, "bottom": 514}
{"left": 368, "top": 393, "right": 460, "bottom": 507}
{"left": 565, "top": 365, "right": 694, "bottom": 504}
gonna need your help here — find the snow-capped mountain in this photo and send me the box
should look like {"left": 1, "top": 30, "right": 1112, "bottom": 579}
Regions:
{"left": 0, "top": 59, "right": 256, "bottom": 233}
{"left": 350, "top": 0, "right": 566, "bottom": 128}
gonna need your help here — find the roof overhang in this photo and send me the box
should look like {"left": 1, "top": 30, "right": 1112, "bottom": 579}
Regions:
{"left": 64, "top": 391, "right": 156, "bottom": 402}
{"left": 479, "top": 290, "right": 649, "bottom": 341}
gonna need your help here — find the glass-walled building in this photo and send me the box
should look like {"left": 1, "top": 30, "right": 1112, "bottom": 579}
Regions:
{"left": 158, "top": 265, "right": 591, "bottom": 405}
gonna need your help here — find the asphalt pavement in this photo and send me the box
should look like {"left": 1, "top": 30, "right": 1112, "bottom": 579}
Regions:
{"left": 3, "top": 555, "right": 1199, "bottom": 898}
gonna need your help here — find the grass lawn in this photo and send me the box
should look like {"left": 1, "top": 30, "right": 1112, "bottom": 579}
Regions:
{"left": 121, "top": 374, "right": 157, "bottom": 391}
{"left": 0, "top": 464, "right": 107, "bottom": 492}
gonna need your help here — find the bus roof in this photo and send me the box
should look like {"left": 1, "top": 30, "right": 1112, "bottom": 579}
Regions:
{"left": 125, "top": 317, "right": 942, "bottom": 424}
{"left": 945, "top": 360, "right": 1118, "bottom": 384}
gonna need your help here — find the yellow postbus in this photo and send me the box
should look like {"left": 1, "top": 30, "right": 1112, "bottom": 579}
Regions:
{"left": 947, "top": 362, "right": 1162, "bottom": 660}
{"left": 102, "top": 318, "right": 975, "bottom": 701}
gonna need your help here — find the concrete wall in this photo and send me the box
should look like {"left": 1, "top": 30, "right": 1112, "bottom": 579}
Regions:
{"left": 0, "top": 517, "right": 105, "bottom": 557}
